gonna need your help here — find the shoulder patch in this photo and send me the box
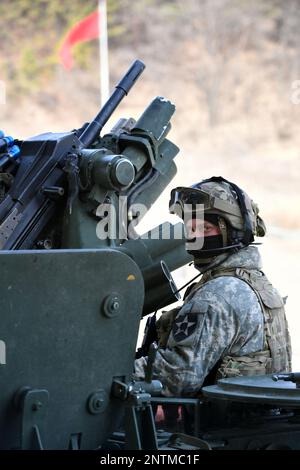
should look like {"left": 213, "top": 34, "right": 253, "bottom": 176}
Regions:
{"left": 172, "top": 303, "right": 199, "bottom": 342}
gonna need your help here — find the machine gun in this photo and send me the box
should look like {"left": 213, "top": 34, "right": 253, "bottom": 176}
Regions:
{"left": 0, "top": 59, "right": 191, "bottom": 311}
{"left": 0, "top": 59, "right": 147, "bottom": 250}
{"left": 0, "top": 60, "right": 192, "bottom": 450}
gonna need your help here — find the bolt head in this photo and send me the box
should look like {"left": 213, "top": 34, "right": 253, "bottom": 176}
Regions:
{"left": 32, "top": 401, "right": 42, "bottom": 411}
{"left": 111, "top": 301, "right": 119, "bottom": 310}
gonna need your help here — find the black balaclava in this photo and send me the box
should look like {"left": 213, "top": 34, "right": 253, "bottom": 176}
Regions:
{"left": 186, "top": 213, "right": 225, "bottom": 269}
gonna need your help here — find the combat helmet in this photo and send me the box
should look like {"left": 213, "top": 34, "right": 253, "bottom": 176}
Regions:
{"left": 169, "top": 176, "right": 266, "bottom": 258}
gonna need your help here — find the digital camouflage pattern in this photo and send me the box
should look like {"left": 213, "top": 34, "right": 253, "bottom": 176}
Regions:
{"left": 134, "top": 246, "right": 291, "bottom": 396}
{"left": 191, "top": 180, "right": 266, "bottom": 237}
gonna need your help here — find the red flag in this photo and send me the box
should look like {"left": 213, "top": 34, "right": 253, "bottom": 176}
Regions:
{"left": 59, "top": 10, "right": 99, "bottom": 70}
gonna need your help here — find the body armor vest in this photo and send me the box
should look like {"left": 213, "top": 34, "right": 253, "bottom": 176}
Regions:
{"left": 191, "top": 266, "right": 292, "bottom": 379}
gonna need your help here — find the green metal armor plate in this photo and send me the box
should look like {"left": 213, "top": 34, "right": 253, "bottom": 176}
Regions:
{"left": 0, "top": 248, "right": 144, "bottom": 449}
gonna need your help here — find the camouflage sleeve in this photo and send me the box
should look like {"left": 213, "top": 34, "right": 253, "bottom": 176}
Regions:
{"left": 149, "top": 294, "right": 237, "bottom": 396}
{"left": 133, "top": 306, "right": 181, "bottom": 380}
{"left": 156, "top": 307, "right": 181, "bottom": 348}
{"left": 134, "top": 355, "right": 148, "bottom": 380}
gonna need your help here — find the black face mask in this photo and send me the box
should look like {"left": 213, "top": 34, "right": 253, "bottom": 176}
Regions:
{"left": 187, "top": 234, "right": 224, "bottom": 267}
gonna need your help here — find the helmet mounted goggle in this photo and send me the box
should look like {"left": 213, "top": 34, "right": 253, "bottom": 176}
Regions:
{"left": 169, "top": 186, "right": 241, "bottom": 218}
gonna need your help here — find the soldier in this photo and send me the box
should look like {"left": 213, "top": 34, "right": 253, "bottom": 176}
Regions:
{"left": 134, "top": 176, "right": 292, "bottom": 397}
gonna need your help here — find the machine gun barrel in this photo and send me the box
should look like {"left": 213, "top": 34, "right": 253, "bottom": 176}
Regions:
{"left": 0, "top": 60, "right": 146, "bottom": 250}
{"left": 80, "top": 59, "right": 145, "bottom": 147}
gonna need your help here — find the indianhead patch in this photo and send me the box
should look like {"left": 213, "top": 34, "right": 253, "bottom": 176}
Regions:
{"left": 172, "top": 308, "right": 198, "bottom": 342}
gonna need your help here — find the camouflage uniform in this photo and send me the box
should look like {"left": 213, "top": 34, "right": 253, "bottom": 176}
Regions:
{"left": 134, "top": 245, "right": 292, "bottom": 397}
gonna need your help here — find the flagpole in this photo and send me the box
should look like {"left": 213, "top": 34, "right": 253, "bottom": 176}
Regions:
{"left": 98, "top": 0, "right": 110, "bottom": 106}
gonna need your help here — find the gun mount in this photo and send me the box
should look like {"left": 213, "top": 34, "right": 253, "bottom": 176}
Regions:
{"left": 0, "top": 60, "right": 192, "bottom": 449}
